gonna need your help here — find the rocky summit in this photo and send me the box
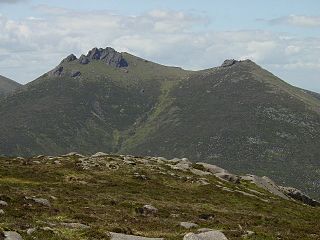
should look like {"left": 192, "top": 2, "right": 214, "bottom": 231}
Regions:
{"left": 0, "top": 47, "right": 320, "bottom": 201}
{"left": 0, "top": 153, "right": 319, "bottom": 240}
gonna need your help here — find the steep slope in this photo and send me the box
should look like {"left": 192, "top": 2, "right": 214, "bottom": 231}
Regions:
{"left": 0, "top": 75, "right": 21, "bottom": 97}
{"left": 0, "top": 47, "right": 189, "bottom": 156}
{"left": 0, "top": 153, "right": 319, "bottom": 240}
{"left": 0, "top": 48, "right": 320, "bottom": 199}
{"left": 120, "top": 60, "right": 320, "bottom": 198}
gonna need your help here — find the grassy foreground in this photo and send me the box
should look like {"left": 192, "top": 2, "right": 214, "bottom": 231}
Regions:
{"left": 0, "top": 154, "right": 319, "bottom": 240}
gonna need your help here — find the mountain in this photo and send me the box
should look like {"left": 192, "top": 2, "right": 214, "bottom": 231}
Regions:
{"left": 0, "top": 75, "right": 21, "bottom": 97}
{"left": 0, "top": 47, "right": 320, "bottom": 199}
{"left": 0, "top": 153, "right": 319, "bottom": 240}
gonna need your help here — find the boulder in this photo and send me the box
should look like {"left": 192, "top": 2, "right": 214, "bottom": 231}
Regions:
{"left": 3, "top": 231, "right": 23, "bottom": 240}
{"left": 196, "top": 163, "right": 240, "bottom": 183}
{"left": 26, "top": 197, "right": 51, "bottom": 207}
{"left": 61, "top": 54, "right": 77, "bottom": 63}
{"left": 221, "top": 59, "right": 237, "bottom": 67}
{"left": 137, "top": 204, "right": 158, "bottom": 216}
{"left": 49, "top": 66, "right": 64, "bottom": 77}
{"left": 0, "top": 200, "right": 8, "bottom": 206}
{"left": 61, "top": 222, "right": 90, "bottom": 229}
{"left": 78, "top": 55, "right": 90, "bottom": 64}
{"left": 91, "top": 152, "right": 108, "bottom": 158}
{"left": 109, "top": 232, "right": 164, "bottom": 240}
{"left": 0, "top": 209, "right": 4, "bottom": 214}
{"left": 180, "top": 222, "right": 199, "bottom": 229}
{"left": 183, "top": 231, "right": 228, "bottom": 240}
{"left": 71, "top": 71, "right": 81, "bottom": 78}
{"left": 279, "top": 186, "right": 320, "bottom": 207}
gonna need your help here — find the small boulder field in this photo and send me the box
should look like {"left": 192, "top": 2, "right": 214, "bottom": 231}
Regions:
{"left": 0, "top": 153, "right": 319, "bottom": 240}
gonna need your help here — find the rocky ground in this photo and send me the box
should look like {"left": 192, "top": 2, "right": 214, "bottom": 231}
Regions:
{"left": 0, "top": 153, "right": 319, "bottom": 240}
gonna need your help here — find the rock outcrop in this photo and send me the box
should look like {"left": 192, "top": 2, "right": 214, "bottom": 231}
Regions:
{"left": 221, "top": 59, "right": 237, "bottom": 67}
{"left": 183, "top": 230, "right": 228, "bottom": 240}
{"left": 80, "top": 47, "right": 128, "bottom": 68}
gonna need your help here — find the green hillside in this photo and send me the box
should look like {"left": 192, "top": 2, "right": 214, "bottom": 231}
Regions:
{"left": 0, "top": 75, "right": 21, "bottom": 97}
{"left": 0, "top": 47, "right": 319, "bottom": 199}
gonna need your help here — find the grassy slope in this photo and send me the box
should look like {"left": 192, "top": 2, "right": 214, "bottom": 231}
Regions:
{"left": 0, "top": 56, "right": 189, "bottom": 156}
{"left": 0, "top": 56, "right": 320, "bottom": 199}
{"left": 0, "top": 75, "right": 21, "bottom": 96}
{"left": 119, "top": 61, "right": 320, "bottom": 198}
{"left": 0, "top": 154, "right": 320, "bottom": 240}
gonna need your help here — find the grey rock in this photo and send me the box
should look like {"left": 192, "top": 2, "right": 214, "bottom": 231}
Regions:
{"left": 61, "top": 222, "right": 90, "bottom": 229}
{"left": 61, "top": 54, "right": 77, "bottom": 63}
{"left": 78, "top": 54, "right": 90, "bottom": 64}
{"left": 91, "top": 152, "right": 108, "bottom": 158}
{"left": 241, "top": 175, "right": 290, "bottom": 200}
{"left": 86, "top": 47, "right": 128, "bottom": 68}
{"left": 3, "top": 231, "right": 23, "bottom": 240}
{"left": 137, "top": 204, "right": 158, "bottom": 216}
{"left": 180, "top": 222, "right": 199, "bottom": 229}
{"left": 49, "top": 66, "right": 64, "bottom": 77}
{"left": 183, "top": 231, "right": 228, "bottom": 240}
{"left": 0, "top": 200, "right": 8, "bottom": 206}
{"left": 71, "top": 71, "right": 81, "bottom": 78}
{"left": 26, "top": 228, "right": 36, "bottom": 235}
{"left": 109, "top": 232, "right": 164, "bottom": 240}
{"left": 27, "top": 197, "right": 51, "bottom": 207}
{"left": 196, "top": 163, "right": 240, "bottom": 183}
{"left": 0, "top": 209, "right": 4, "bottom": 214}
{"left": 62, "top": 152, "right": 85, "bottom": 158}
{"left": 279, "top": 186, "right": 320, "bottom": 207}
{"left": 221, "top": 59, "right": 237, "bottom": 67}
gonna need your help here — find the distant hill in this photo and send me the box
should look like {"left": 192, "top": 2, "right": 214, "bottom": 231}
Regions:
{"left": 0, "top": 47, "right": 320, "bottom": 199}
{"left": 0, "top": 75, "right": 21, "bottom": 97}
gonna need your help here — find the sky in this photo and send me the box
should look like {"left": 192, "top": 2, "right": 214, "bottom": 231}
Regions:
{"left": 0, "top": 0, "right": 320, "bottom": 92}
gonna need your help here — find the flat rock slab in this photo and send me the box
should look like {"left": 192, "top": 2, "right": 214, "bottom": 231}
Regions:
{"left": 184, "top": 231, "right": 228, "bottom": 240}
{"left": 3, "top": 231, "right": 23, "bottom": 240}
{"left": 109, "top": 232, "right": 164, "bottom": 240}
{"left": 180, "top": 222, "right": 199, "bottom": 229}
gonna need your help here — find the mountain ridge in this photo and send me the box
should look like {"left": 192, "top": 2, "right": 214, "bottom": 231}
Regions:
{"left": 0, "top": 75, "right": 21, "bottom": 97}
{"left": 0, "top": 46, "right": 320, "bottom": 199}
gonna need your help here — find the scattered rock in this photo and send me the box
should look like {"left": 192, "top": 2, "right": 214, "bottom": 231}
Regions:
{"left": 180, "top": 222, "right": 199, "bottom": 229}
{"left": 199, "top": 213, "right": 215, "bottom": 220}
{"left": 3, "top": 231, "right": 23, "bottom": 240}
{"left": 0, "top": 200, "right": 8, "bottom": 206}
{"left": 137, "top": 204, "right": 158, "bottom": 216}
{"left": 26, "top": 228, "right": 36, "bottom": 235}
{"left": 109, "top": 232, "right": 164, "bottom": 240}
{"left": 71, "top": 71, "right": 81, "bottom": 78}
{"left": 183, "top": 230, "right": 228, "bottom": 240}
{"left": 242, "top": 231, "right": 255, "bottom": 238}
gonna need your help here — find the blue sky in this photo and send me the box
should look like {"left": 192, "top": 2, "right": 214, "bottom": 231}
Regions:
{"left": 0, "top": 0, "right": 320, "bottom": 92}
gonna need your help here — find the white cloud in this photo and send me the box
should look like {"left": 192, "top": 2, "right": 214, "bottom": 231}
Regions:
{"left": 268, "top": 15, "right": 320, "bottom": 28}
{"left": 0, "top": 5, "right": 319, "bottom": 92}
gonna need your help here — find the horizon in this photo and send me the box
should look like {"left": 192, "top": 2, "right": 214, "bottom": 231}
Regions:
{"left": 0, "top": 0, "right": 319, "bottom": 92}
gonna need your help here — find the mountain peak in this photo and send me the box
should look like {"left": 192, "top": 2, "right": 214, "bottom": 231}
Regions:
{"left": 221, "top": 59, "right": 238, "bottom": 67}
{"left": 60, "top": 47, "right": 129, "bottom": 68}
{"left": 83, "top": 47, "right": 128, "bottom": 68}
